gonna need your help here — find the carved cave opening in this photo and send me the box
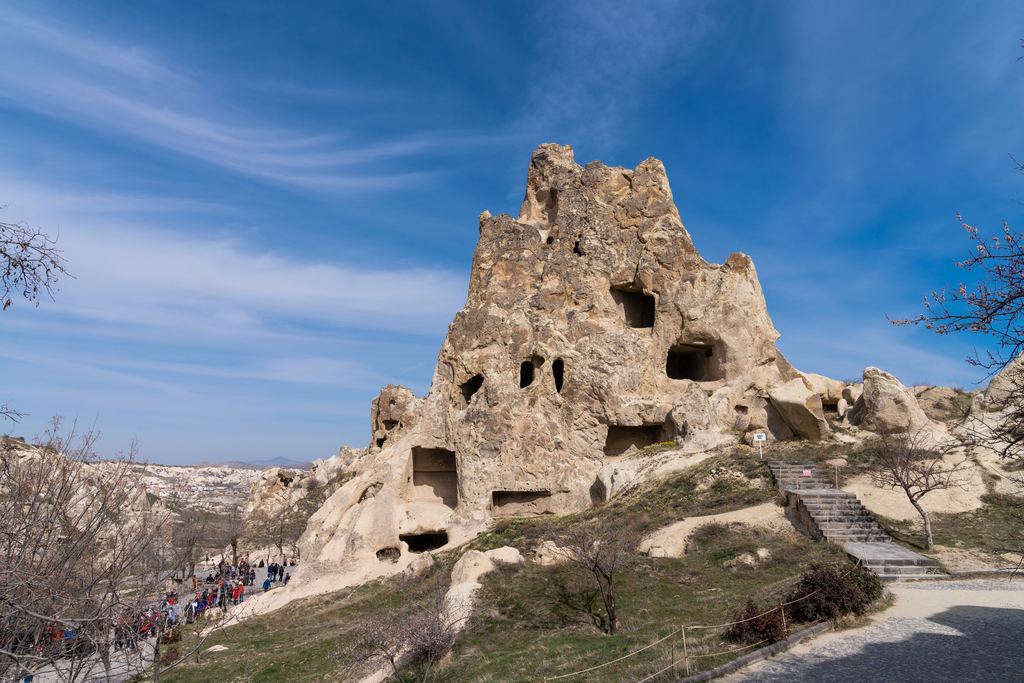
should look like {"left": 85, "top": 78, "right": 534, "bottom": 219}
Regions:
{"left": 573, "top": 240, "right": 582, "bottom": 256}
{"left": 410, "top": 447, "right": 458, "bottom": 508}
{"left": 666, "top": 344, "right": 720, "bottom": 382}
{"left": 400, "top": 532, "right": 449, "bottom": 553}
{"left": 376, "top": 547, "right": 401, "bottom": 561}
{"left": 536, "top": 187, "right": 558, "bottom": 226}
{"left": 611, "top": 287, "right": 655, "bottom": 328}
{"left": 822, "top": 400, "right": 839, "bottom": 414}
{"left": 383, "top": 420, "right": 399, "bottom": 430}
{"left": 376, "top": 437, "right": 385, "bottom": 448}
{"left": 603, "top": 425, "right": 664, "bottom": 457}
{"left": 546, "top": 235, "right": 554, "bottom": 245}
{"left": 520, "top": 355, "right": 545, "bottom": 388}
{"left": 492, "top": 491, "right": 553, "bottom": 517}
{"left": 460, "top": 374, "right": 484, "bottom": 405}
{"left": 553, "top": 359, "right": 564, "bottom": 393}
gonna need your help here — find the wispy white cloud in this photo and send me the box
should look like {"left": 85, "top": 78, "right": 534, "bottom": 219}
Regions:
{"left": 524, "top": 0, "right": 713, "bottom": 144}
{"left": 1, "top": 180, "right": 469, "bottom": 344}
{"left": 0, "top": 6, "right": 461, "bottom": 192}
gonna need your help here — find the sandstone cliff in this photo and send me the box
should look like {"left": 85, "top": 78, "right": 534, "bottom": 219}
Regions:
{"left": 296, "top": 144, "right": 845, "bottom": 573}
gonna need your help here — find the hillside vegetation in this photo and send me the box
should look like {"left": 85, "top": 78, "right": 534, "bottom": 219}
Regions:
{"left": 158, "top": 452, "right": 860, "bottom": 683}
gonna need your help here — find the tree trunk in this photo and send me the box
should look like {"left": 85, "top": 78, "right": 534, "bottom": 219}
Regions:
{"left": 603, "top": 576, "right": 617, "bottom": 636}
{"left": 910, "top": 498, "right": 934, "bottom": 550}
{"left": 99, "top": 643, "right": 112, "bottom": 683}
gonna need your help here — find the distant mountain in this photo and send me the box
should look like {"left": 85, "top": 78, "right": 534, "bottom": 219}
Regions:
{"left": 192, "top": 460, "right": 264, "bottom": 470}
{"left": 246, "top": 456, "right": 313, "bottom": 470}
{"left": 190, "top": 456, "right": 312, "bottom": 470}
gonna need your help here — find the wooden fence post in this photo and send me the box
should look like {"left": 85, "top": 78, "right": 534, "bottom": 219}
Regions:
{"left": 682, "top": 626, "right": 689, "bottom": 676}
{"left": 671, "top": 629, "right": 676, "bottom": 676}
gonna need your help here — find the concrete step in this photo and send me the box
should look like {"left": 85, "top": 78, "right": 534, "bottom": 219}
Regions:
{"left": 844, "top": 542, "right": 941, "bottom": 579}
{"left": 805, "top": 509, "right": 877, "bottom": 519}
{"left": 828, "top": 534, "right": 892, "bottom": 543}
{"left": 806, "top": 513, "right": 880, "bottom": 524}
{"left": 874, "top": 565, "right": 933, "bottom": 574}
{"left": 827, "top": 527, "right": 889, "bottom": 536}
{"left": 803, "top": 501, "right": 871, "bottom": 509}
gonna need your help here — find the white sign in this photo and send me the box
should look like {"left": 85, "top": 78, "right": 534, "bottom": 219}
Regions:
{"left": 802, "top": 470, "right": 812, "bottom": 476}
{"left": 753, "top": 433, "right": 767, "bottom": 442}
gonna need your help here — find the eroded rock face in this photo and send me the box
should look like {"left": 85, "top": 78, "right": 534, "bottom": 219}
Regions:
{"left": 769, "top": 378, "right": 830, "bottom": 442}
{"left": 848, "top": 367, "right": 932, "bottom": 434}
{"left": 370, "top": 384, "right": 424, "bottom": 453}
{"left": 298, "top": 144, "right": 819, "bottom": 573}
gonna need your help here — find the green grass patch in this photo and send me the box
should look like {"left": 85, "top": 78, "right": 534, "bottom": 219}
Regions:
{"left": 875, "top": 492, "right": 1024, "bottom": 555}
{"left": 158, "top": 450, "right": 880, "bottom": 683}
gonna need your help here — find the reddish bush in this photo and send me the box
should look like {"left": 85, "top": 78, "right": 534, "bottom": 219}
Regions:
{"left": 159, "top": 645, "right": 181, "bottom": 666}
{"left": 785, "top": 563, "right": 880, "bottom": 622}
{"left": 724, "top": 598, "right": 787, "bottom": 645}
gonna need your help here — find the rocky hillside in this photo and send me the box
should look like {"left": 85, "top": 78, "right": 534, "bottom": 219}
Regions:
{"left": 277, "top": 144, "right": 1001, "bottom": 593}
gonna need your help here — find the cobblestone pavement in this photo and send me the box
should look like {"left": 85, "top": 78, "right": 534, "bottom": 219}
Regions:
{"left": 718, "top": 579, "right": 1024, "bottom": 683}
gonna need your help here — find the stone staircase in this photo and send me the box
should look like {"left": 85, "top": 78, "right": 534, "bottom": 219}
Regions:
{"left": 766, "top": 461, "right": 835, "bottom": 492}
{"left": 766, "top": 461, "right": 939, "bottom": 579}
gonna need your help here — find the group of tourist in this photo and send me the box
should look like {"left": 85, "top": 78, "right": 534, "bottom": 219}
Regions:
{"left": 112, "top": 592, "right": 182, "bottom": 650}
{"left": 191, "top": 555, "right": 294, "bottom": 614}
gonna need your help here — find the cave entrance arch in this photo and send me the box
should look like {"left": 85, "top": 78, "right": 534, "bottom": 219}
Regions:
{"left": 666, "top": 344, "right": 721, "bottom": 382}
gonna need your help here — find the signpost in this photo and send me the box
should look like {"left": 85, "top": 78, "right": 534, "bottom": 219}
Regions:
{"left": 753, "top": 432, "right": 766, "bottom": 459}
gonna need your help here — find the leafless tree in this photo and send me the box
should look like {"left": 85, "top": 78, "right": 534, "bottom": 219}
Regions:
{"left": 0, "top": 419, "right": 166, "bottom": 683}
{"left": 870, "top": 429, "right": 973, "bottom": 550}
{"left": 244, "top": 481, "right": 326, "bottom": 562}
{"left": 888, "top": 122, "right": 1024, "bottom": 463}
{"left": 548, "top": 519, "right": 640, "bottom": 635}
{"left": 1, "top": 210, "right": 68, "bottom": 312}
{"left": 2, "top": 208, "right": 69, "bottom": 426}
{"left": 162, "top": 483, "right": 218, "bottom": 587}
{"left": 340, "top": 579, "right": 466, "bottom": 683}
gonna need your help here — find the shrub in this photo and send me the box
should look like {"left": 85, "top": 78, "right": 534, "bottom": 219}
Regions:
{"left": 689, "top": 521, "right": 730, "bottom": 546}
{"left": 846, "top": 563, "right": 884, "bottom": 604}
{"left": 724, "top": 598, "right": 787, "bottom": 645}
{"left": 785, "top": 563, "right": 879, "bottom": 622}
{"left": 159, "top": 645, "right": 181, "bottom": 666}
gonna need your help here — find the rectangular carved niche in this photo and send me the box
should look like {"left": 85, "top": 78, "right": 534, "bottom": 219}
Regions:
{"left": 603, "top": 425, "right": 664, "bottom": 457}
{"left": 491, "top": 491, "right": 553, "bottom": 517}
{"left": 611, "top": 287, "right": 655, "bottom": 328}
{"left": 410, "top": 447, "right": 458, "bottom": 508}
{"left": 666, "top": 343, "right": 721, "bottom": 382}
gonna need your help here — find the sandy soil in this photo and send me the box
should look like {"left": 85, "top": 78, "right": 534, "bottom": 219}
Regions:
{"left": 640, "top": 502, "right": 798, "bottom": 557}
{"left": 223, "top": 552, "right": 417, "bottom": 625}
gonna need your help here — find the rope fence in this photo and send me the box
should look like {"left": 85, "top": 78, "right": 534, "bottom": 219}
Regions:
{"left": 538, "top": 561, "right": 864, "bottom": 682}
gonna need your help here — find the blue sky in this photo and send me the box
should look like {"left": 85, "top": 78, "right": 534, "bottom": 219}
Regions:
{"left": 2, "top": 1, "right": 1023, "bottom": 465}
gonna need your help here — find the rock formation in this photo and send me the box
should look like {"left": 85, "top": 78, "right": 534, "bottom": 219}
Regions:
{"left": 848, "top": 367, "right": 933, "bottom": 435}
{"left": 295, "top": 143, "right": 851, "bottom": 575}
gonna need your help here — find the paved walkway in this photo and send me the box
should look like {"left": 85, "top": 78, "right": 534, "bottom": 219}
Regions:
{"left": 718, "top": 579, "right": 1024, "bottom": 683}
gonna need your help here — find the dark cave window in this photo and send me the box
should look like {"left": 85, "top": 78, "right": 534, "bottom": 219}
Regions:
{"left": 611, "top": 288, "right": 655, "bottom": 328}
{"left": 520, "top": 356, "right": 544, "bottom": 388}
{"left": 553, "top": 359, "right": 564, "bottom": 393}
{"left": 400, "top": 532, "right": 448, "bottom": 553}
{"left": 666, "top": 344, "right": 718, "bottom": 381}
{"left": 460, "top": 374, "right": 484, "bottom": 404}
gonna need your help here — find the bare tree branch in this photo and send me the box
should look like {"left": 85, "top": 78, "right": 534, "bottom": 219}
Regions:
{"left": 870, "top": 429, "right": 973, "bottom": 550}
{"left": 0, "top": 420, "right": 168, "bottom": 682}
{"left": 1, "top": 210, "right": 70, "bottom": 311}
{"left": 547, "top": 518, "right": 640, "bottom": 635}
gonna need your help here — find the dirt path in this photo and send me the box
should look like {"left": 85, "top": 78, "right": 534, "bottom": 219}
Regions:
{"left": 719, "top": 578, "right": 1024, "bottom": 683}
